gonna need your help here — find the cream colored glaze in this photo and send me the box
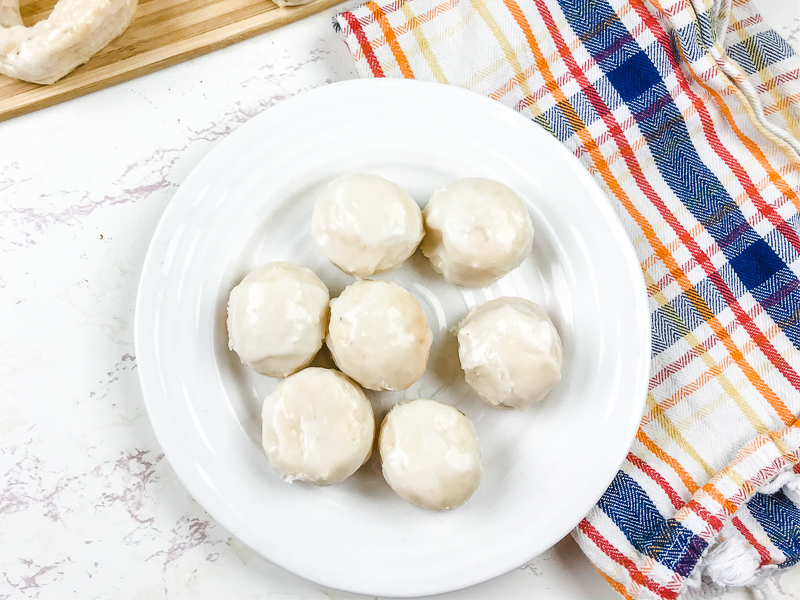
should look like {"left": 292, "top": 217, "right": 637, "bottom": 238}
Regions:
{"left": 312, "top": 174, "right": 423, "bottom": 278}
{"left": 421, "top": 178, "right": 534, "bottom": 287}
{"left": 227, "top": 262, "right": 329, "bottom": 378}
{"left": 326, "top": 280, "right": 432, "bottom": 391}
{"left": 0, "top": 0, "right": 138, "bottom": 84}
{"left": 262, "top": 368, "right": 374, "bottom": 486}
{"left": 379, "top": 399, "right": 482, "bottom": 511}
{"left": 457, "top": 297, "right": 562, "bottom": 410}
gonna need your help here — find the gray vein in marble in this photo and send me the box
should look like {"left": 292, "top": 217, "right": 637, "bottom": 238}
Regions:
{"left": 149, "top": 516, "right": 224, "bottom": 569}
{"left": 785, "top": 19, "right": 800, "bottom": 49}
{"left": 0, "top": 51, "right": 336, "bottom": 255}
{"left": 1, "top": 443, "right": 162, "bottom": 526}
{"left": 0, "top": 148, "right": 181, "bottom": 252}
{"left": 88, "top": 354, "right": 136, "bottom": 403}
{"left": 3, "top": 557, "right": 71, "bottom": 597}
{"left": 186, "top": 49, "right": 332, "bottom": 144}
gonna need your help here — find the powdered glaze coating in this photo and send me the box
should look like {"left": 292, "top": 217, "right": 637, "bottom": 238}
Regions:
{"left": 0, "top": 0, "right": 138, "bottom": 84}
{"left": 457, "top": 297, "right": 562, "bottom": 410}
{"left": 262, "top": 368, "right": 374, "bottom": 485}
{"left": 227, "top": 262, "right": 329, "bottom": 378}
{"left": 326, "top": 280, "right": 432, "bottom": 391}
{"left": 421, "top": 178, "right": 533, "bottom": 287}
{"left": 380, "top": 399, "right": 482, "bottom": 511}
{"left": 312, "top": 174, "right": 423, "bottom": 278}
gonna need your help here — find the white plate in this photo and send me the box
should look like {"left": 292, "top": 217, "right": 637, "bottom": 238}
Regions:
{"left": 135, "top": 79, "right": 650, "bottom": 597}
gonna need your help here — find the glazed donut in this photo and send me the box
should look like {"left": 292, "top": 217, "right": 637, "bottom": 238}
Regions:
{"left": 457, "top": 297, "right": 563, "bottom": 410}
{"left": 0, "top": 0, "right": 138, "bottom": 84}
{"left": 379, "top": 399, "right": 482, "bottom": 511}
{"left": 312, "top": 173, "right": 423, "bottom": 278}
{"left": 421, "top": 178, "right": 534, "bottom": 287}
{"left": 326, "top": 279, "right": 432, "bottom": 391}
{"left": 262, "top": 368, "right": 374, "bottom": 486}
{"left": 227, "top": 262, "right": 330, "bottom": 378}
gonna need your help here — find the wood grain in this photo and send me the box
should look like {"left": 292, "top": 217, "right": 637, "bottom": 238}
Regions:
{"left": 0, "top": 0, "right": 345, "bottom": 122}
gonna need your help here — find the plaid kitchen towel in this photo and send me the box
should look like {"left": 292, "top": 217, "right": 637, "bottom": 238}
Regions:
{"left": 332, "top": 0, "right": 800, "bottom": 598}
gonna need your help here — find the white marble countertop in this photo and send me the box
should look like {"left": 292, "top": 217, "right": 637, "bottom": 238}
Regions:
{"left": 1, "top": 1, "right": 799, "bottom": 598}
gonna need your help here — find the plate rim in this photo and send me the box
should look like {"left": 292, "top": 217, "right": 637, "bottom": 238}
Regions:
{"left": 134, "top": 78, "right": 651, "bottom": 597}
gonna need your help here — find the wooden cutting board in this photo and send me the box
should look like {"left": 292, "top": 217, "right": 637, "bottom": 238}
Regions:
{"left": 0, "top": 0, "right": 346, "bottom": 121}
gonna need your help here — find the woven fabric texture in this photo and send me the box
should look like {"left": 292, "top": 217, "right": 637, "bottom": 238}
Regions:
{"left": 332, "top": 0, "right": 800, "bottom": 598}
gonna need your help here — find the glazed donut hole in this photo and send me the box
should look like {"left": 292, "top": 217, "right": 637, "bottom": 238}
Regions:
{"left": 227, "top": 262, "right": 329, "bottom": 378}
{"left": 457, "top": 297, "right": 562, "bottom": 411}
{"left": 326, "top": 279, "right": 433, "bottom": 392}
{"left": 379, "top": 399, "right": 482, "bottom": 511}
{"left": 421, "top": 178, "right": 534, "bottom": 287}
{"left": 261, "top": 367, "right": 374, "bottom": 486}
{"left": 312, "top": 174, "right": 424, "bottom": 278}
